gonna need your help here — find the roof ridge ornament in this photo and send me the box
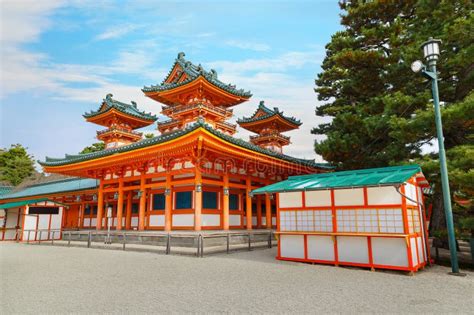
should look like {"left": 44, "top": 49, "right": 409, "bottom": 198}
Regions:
{"left": 106, "top": 93, "right": 113, "bottom": 100}
{"left": 177, "top": 52, "right": 185, "bottom": 60}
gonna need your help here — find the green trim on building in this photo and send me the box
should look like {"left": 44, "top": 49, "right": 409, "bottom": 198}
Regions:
{"left": 142, "top": 52, "right": 252, "bottom": 98}
{"left": 237, "top": 100, "right": 301, "bottom": 126}
{"left": 252, "top": 165, "right": 425, "bottom": 194}
{"left": 83, "top": 93, "right": 157, "bottom": 121}
{"left": 39, "top": 120, "right": 333, "bottom": 170}
{"left": 0, "top": 178, "right": 99, "bottom": 201}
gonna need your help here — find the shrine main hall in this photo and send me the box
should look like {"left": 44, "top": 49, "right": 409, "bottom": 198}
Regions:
{"left": 1, "top": 53, "right": 332, "bottom": 232}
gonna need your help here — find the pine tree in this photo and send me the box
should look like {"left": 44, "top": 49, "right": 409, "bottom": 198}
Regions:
{"left": 0, "top": 144, "right": 36, "bottom": 186}
{"left": 313, "top": 1, "right": 473, "bottom": 234}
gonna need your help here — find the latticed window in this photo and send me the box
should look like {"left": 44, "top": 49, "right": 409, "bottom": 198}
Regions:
{"left": 407, "top": 208, "right": 421, "bottom": 233}
{"left": 335, "top": 208, "right": 403, "bottom": 233}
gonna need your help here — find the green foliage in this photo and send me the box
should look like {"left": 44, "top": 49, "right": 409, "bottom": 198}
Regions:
{"left": 80, "top": 142, "right": 105, "bottom": 154}
{"left": 0, "top": 144, "right": 35, "bottom": 186}
{"left": 314, "top": 0, "right": 473, "bottom": 232}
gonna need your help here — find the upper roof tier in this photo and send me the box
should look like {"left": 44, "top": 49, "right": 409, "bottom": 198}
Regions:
{"left": 83, "top": 94, "right": 157, "bottom": 129}
{"left": 142, "top": 52, "right": 252, "bottom": 107}
{"left": 237, "top": 101, "right": 302, "bottom": 133}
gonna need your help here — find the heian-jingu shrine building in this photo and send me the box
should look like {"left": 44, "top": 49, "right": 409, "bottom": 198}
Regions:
{"left": 0, "top": 52, "right": 332, "bottom": 235}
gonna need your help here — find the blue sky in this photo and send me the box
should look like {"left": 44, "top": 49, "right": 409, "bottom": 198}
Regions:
{"left": 0, "top": 0, "right": 342, "bottom": 167}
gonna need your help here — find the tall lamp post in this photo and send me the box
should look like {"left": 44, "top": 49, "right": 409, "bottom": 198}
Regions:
{"left": 411, "top": 38, "right": 461, "bottom": 274}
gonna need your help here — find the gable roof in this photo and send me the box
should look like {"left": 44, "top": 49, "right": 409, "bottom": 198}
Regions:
{"left": 0, "top": 177, "right": 98, "bottom": 201}
{"left": 252, "top": 164, "right": 428, "bottom": 194}
{"left": 39, "top": 119, "right": 332, "bottom": 170}
{"left": 142, "top": 52, "right": 252, "bottom": 98}
{"left": 83, "top": 94, "right": 157, "bottom": 122}
{"left": 237, "top": 101, "right": 301, "bottom": 127}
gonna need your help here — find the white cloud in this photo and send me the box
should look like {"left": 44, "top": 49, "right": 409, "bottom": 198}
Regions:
{"left": 207, "top": 51, "right": 322, "bottom": 74}
{"left": 0, "top": 0, "right": 65, "bottom": 45}
{"left": 204, "top": 52, "right": 329, "bottom": 161}
{"left": 94, "top": 24, "right": 140, "bottom": 41}
{"left": 225, "top": 40, "right": 270, "bottom": 52}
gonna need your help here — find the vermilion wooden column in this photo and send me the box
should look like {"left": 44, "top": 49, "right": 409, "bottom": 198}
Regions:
{"left": 265, "top": 193, "right": 272, "bottom": 229}
{"left": 222, "top": 173, "right": 230, "bottom": 230}
{"left": 138, "top": 173, "right": 146, "bottom": 231}
{"left": 194, "top": 167, "right": 202, "bottom": 231}
{"left": 256, "top": 195, "right": 262, "bottom": 229}
{"left": 246, "top": 177, "right": 252, "bottom": 230}
{"left": 116, "top": 177, "right": 124, "bottom": 230}
{"left": 79, "top": 198, "right": 85, "bottom": 229}
{"left": 125, "top": 191, "right": 132, "bottom": 230}
{"left": 164, "top": 173, "right": 172, "bottom": 231}
{"left": 96, "top": 181, "right": 104, "bottom": 230}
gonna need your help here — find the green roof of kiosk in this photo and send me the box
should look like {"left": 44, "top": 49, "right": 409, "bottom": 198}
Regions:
{"left": 252, "top": 165, "right": 427, "bottom": 195}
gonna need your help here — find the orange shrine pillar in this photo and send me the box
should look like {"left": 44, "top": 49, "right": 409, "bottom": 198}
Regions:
{"left": 222, "top": 173, "right": 230, "bottom": 230}
{"left": 138, "top": 173, "right": 146, "bottom": 231}
{"left": 265, "top": 193, "right": 272, "bottom": 229}
{"left": 125, "top": 191, "right": 132, "bottom": 230}
{"left": 194, "top": 168, "right": 202, "bottom": 231}
{"left": 79, "top": 198, "right": 85, "bottom": 229}
{"left": 256, "top": 195, "right": 262, "bottom": 229}
{"left": 116, "top": 177, "right": 124, "bottom": 230}
{"left": 96, "top": 180, "right": 104, "bottom": 230}
{"left": 164, "top": 173, "right": 172, "bottom": 231}
{"left": 246, "top": 176, "right": 252, "bottom": 230}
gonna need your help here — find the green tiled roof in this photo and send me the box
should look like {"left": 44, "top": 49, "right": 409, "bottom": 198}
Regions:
{"left": 83, "top": 94, "right": 157, "bottom": 121}
{"left": 0, "top": 198, "right": 51, "bottom": 209}
{"left": 252, "top": 165, "right": 426, "bottom": 194}
{"left": 0, "top": 178, "right": 98, "bottom": 200}
{"left": 142, "top": 52, "right": 252, "bottom": 98}
{"left": 237, "top": 101, "right": 301, "bottom": 126}
{"left": 39, "top": 119, "right": 333, "bottom": 170}
{"left": 0, "top": 185, "right": 13, "bottom": 196}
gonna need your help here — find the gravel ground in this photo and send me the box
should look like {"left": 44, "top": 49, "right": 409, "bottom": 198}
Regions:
{"left": 1, "top": 243, "right": 473, "bottom": 314}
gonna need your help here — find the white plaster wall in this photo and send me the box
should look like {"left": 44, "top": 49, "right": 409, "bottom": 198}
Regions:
{"left": 337, "top": 236, "right": 369, "bottom": 264}
{"left": 367, "top": 186, "right": 401, "bottom": 205}
{"left": 5, "top": 208, "right": 19, "bottom": 229}
{"left": 22, "top": 215, "right": 37, "bottom": 240}
{"left": 371, "top": 237, "right": 408, "bottom": 267}
{"left": 252, "top": 217, "right": 257, "bottom": 225}
{"left": 272, "top": 217, "right": 276, "bottom": 225}
{"left": 417, "top": 236, "right": 425, "bottom": 263}
{"left": 405, "top": 183, "right": 417, "bottom": 206}
{"left": 410, "top": 237, "right": 418, "bottom": 266}
{"left": 334, "top": 188, "right": 364, "bottom": 206}
{"left": 202, "top": 214, "right": 220, "bottom": 227}
{"left": 4, "top": 209, "right": 19, "bottom": 239}
{"left": 229, "top": 215, "right": 241, "bottom": 226}
{"left": 131, "top": 217, "right": 138, "bottom": 227}
{"left": 172, "top": 214, "right": 194, "bottom": 227}
{"left": 307, "top": 236, "right": 334, "bottom": 261}
{"left": 280, "top": 235, "right": 305, "bottom": 259}
{"left": 279, "top": 192, "right": 303, "bottom": 208}
{"left": 90, "top": 218, "right": 97, "bottom": 227}
{"left": 149, "top": 215, "right": 165, "bottom": 227}
{"left": 83, "top": 219, "right": 90, "bottom": 227}
{"left": 305, "top": 190, "right": 331, "bottom": 207}
{"left": 261, "top": 217, "right": 266, "bottom": 226}
{"left": 38, "top": 215, "right": 49, "bottom": 230}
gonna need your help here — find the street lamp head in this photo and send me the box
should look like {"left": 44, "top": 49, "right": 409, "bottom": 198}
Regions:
{"left": 411, "top": 60, "right": 424, "bottom": 73}
{"left": 421, "top": 37, "right": 442, "bottom": 62}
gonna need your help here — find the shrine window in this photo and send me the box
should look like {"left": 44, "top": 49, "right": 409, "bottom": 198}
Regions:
{"left": 153, "top": 193, "right": 165, "bottom": 210}
{"left": 203, "top": 191, "right": 218, "bottom": 209}
{"left": 132, "top": 203, "right": 139, "bottom": 214}
{"left": 84, "top": 205, "right": 91, "bottom": 215}
{"left": 229, "top": 194, "right": 239, "bottom": 210}
{"left": 175, "top": 191, "right": 192, "bottom": 209}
